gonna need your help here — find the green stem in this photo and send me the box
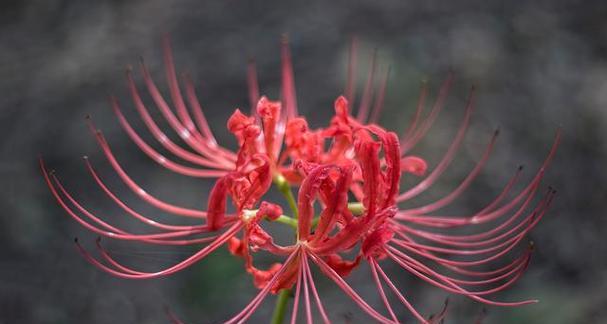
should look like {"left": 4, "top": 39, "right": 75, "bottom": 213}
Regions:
{"left": 311, "top": 216, "right": 320, "bottom": 229}
{"left": 269, "top": 174, "right": 299, "bottom": 324}
{"left": 270, "top": 289, "right": 291, "bottom": 324}
{"left": 273, "top": 215, "right": 298, "bottom": 229}
{"left": 274, "top": 174, "right": 299, "bottom": 219}
{"left": 348, "top": 202, "right": 365, "bottom": 215}
{"left": 310, "top": 202, "right": 364, "bottom": 230}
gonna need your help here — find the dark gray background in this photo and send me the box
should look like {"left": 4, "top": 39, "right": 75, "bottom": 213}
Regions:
{"left": 1, "top": 0, "right": 606, "bottom": 323}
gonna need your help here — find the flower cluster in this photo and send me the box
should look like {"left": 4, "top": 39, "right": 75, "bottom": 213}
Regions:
{"left": 42, "top": 36, "right": 560, "bottom": 323}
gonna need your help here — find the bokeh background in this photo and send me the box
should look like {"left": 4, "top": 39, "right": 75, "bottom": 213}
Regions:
{"left": 2, "top": 0, "right": 606, "bottom": 323}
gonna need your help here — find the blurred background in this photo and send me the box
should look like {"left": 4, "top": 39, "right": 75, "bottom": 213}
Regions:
{"left": 1, "top": 0, "right": 606, "bottom": 323}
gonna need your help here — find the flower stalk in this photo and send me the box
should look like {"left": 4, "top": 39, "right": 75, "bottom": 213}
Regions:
{"left": 274, "top": 173, "right": 299, "bottom": 219}
{"left": 273, "top": 215, "right": 298, "bottom": 229}
{"left": 270, "top": 289, "right": 291, "bottom": 324}
{"left": 269, "top": 172, "right": 300, "bottom": 324}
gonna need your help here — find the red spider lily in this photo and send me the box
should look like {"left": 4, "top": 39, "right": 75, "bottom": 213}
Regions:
{"left": 41, "top": 35, "right": 560, "bottom": 323}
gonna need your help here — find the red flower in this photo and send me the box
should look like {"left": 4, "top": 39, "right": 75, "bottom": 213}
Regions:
{"left": 42, "top": 35, "right": 560, "bottom": 323}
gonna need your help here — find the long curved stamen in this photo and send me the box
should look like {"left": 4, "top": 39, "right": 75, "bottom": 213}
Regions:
{"left": 344, "top": 36, "right": 358, "bottom": 107}
{"left": 140, "top": 59, "right": 207, "bottom": 151}
{"left": 302, "top": 253, "right": 330, "bottom": 323}
{"left": 273, "top": 35, "right": 298, "bottom": 159}
{"left": 369, "top": 258, "right": 399, "bottom": 323}
{"left": 357, "top": 48, "right": 377, "bottom": 123}
{"left": 429, "top": 249, "right": 532, "bottom": 281}
{"left": 441, "top": 249, "right": 532, "bottom": 278}
{"left": 401, "top": 129, "right": 499, "bottom": 214}
{"left": 83, "top": 157, "right": 207, "bottom": 231}
{"left": 85, "top": 122, "right": 208, "bottom": 218}
{"left": 182, "top": 73, "right": 228, "bottom": 151}
{"left": 111, "top": 97, "right": 228, "bottom": 177}
{"left": 438, "top": 255, "right": 531, "bottom": 287}
{"left": 396, "top": 129, "right": 561, "bottom": 228}
{"left": 290, "top": 257, "right": 304, "bottom": 324}
{"left": 281, "top": 35, "right": 298, "bottom": 119}
{"left": 302, "top": 253, "right": 312, "bottom": 324}
{"left": 398, "top": 86, "right": 474, "bottom": 203}
{"left": 75, "top": 221, "right": 242, "bottom": 279}
{"left": 389, "top": 246, "right": 533, "bottom": 297}
{"left": 387, "top": 247, "right": 537, "bottom": 307}
{"left": 369, "top": 66, "right": 390, "bottom": 124}
{"left": 247, "top": 59, "right": 260, "bottom": 116}
{"left": 373, "top": 258, "right": 428, "bottom": 323}
{"left": 391, "top": 194, "right": 552, "bottom": 268}
{"left": 396, "top": 188, "right": 552, "bottom": 247}
{"left": 139, "top": 59, "right": 235, "bottom": 166}
{"left": 400, "top": 72, "right": 454, "bottom": 153}
{"left": 400, "top": 81, "right": 428, "bottom": 144}
{"left": 162, "top": 35, "right": 201, "bottom": 140}
{"left": 42, "top": 162, "right": 221, "bottom": 245}
{"left": 395, "top": 170, "right": 542, "bottom": 227}
{"left": 394, "top": 229, "right": 536, "bottom": 279}
{"left": 125, "top": 70, "right": 232, "bottom": 169}
{"left": 474, "top": 165, "right": 525, "bottom": 215}
{"left": 308, "top": 252, "right": 396, "bottom": 324}
{"left": 95, "top": 239, "right": 145, "bottom": 275}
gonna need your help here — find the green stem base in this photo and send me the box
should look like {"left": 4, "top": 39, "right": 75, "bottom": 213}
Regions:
{"left": 270, "top": 289, "right": 291, "bottom": 324}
